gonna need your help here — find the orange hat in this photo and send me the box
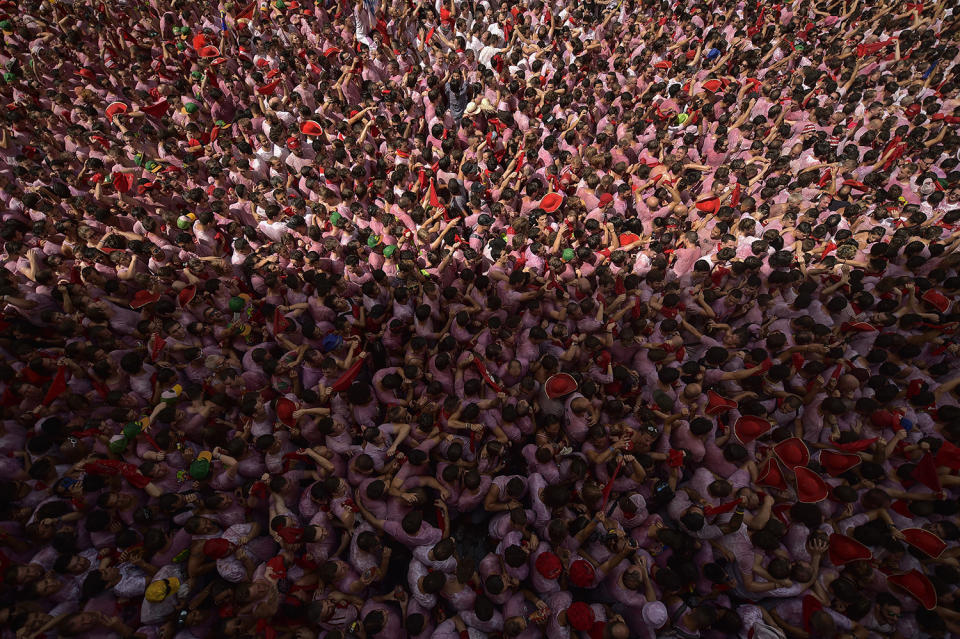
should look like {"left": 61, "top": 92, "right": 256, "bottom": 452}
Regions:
{"left": 535, "top": 552, "right": 562, "bottom": 579}
{"left": 756, "top": 458, "right": 787, "bottom": 491}
{"left": 695, "top": 196, "right": 720, "bottom": 214}
{"left": 734, "top": 415, "right": 771, "bottom": 444}
{"left": 540, "top": 192, "right": 564, "bottom": 213}
{"left": 177, "top": 285, "right": 197, "bottom": 307}
{"left": 921, "top": 289, "right": 949, "bottom": 313}
{"left": 795, "top": 467, "right": 828, "bottom": 503}
{"left": 902, "top": 528, "right": 947, "bottom": 558}
{"left": 887, "top": 570, "right": 937, "bottom": 610}
{"left": 705, "top": 390, "right": 737, "bottom": 415}
{"left": 300, "top": 120, "right": 323, "bottom": 136}
{"left": 568, "top": 560, "right": 595, "bottom": 588}
{"left": 545, "top": 373, "right": 577, "bottom": 399}
{"left": 774, "top": 437, "right": 810, "bottom": 470}
{"left": 105, "top": 101, "right": 128, "bottom": 118}
{"left": 819, "top": 450, "right": 861, "bottom": 476}
{"left": 198, "top": 45, "right": 220, "bottom": 58}
{"left": 828, "top": 533, "right": 872, "bottom": 565}
{"left": 276, "top": 397, "right": 297, "bottom": 426}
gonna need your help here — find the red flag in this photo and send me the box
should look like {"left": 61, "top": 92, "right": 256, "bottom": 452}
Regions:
{"left": 600, "top": 459, "right": 624, "bottom": 510}
{"left": 429, "top": 180, "right": 440, "bottom": 207}
{"left": 236, "top": 0, "right": 258, "bottom": 20}
{"left": 273, "top": 308, "right": 290, "bottom": 335}
{"left": 330, "top": 354, "right": 366, "bottom": 392}
{"left": 42, "top": 366, "right": 68, "bottom": 406}
{"left": 912, "top": 453, "right": 941, "bottom": 492}
{"left": 150, "top": 333, "right": 166, "bottom": 361}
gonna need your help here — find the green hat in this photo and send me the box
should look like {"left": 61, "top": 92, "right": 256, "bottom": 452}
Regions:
{"left": 176, "top": 42, "right": 186, "bottom": 51}
{"left": 275, "top": 0, "right": 285, "bottom": 7}
{"left": 189, "top": 458, "right": 210, "bottom": 480}
{"left": 0, "top": 20, "right": 12, "bottom": 32}
{"left": 134, "top": 152, "right": 145, "bottom": 166}
{"left": 184, "top": 102, "right": 199, "bottom": 114}
{"left": 215, "top": 119, "right": 226, "bottom": 127}
{"left": 2, "top": 72, "right": 14, "bottom": 83}
{"left": 329, "top": 212, "right": 342, "bottom": 226}
{"left": 795, "top": 43, "right": 805, "bottom": 52}
{"left": 145, "top": 160, "right": 160, "bottom": 173}
{"left": 180, "top": 27, "right": 190, "bottom": 35}
{"left": 561, "top": 248, "right": 575, "bottom": 262}
{"left": 367, "top": 234, "right": 381, "bottom": 248}
{"left": 228, "top": 296, "right": 245, "bottom": 313}
{"left": 191, "top": 70, "right": 203, "bottom": 81}
{"left": 383, "top": 245, "right": 397, "bottom": 258}
{"left": 122, "top": 422, "right": 142, "bottom": 439}
{"left": 109, "top": 437, "right": 128, "bottom": 454}
{"left": 177, "top": 215, "right": 193, "bottom": 229}
{"left": 676, "top": 113, "right": 689, "bottom": 125}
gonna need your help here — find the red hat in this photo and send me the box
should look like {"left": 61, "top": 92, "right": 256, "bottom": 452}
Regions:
{"left": 203, "top": 538, "right": 235, "bottom": 559}
{"left": 276, "top": 397, "right": 297, "bottom": 426}
{"left": 795, "top": 467, "right": 828, "bottom": 503}
{"left": 734, "top": 415, "right": 771, "bottom": 444}
{"left": 902, "top": 528, "right": 947, "bottom": 558}
{"left": 828, "top": 533, "right": 872, "bottom": 565}
{"left": 921, "top": 289, "right": 950, "bottom": 313}
{"left": 286, "top": 136, "right": 300, "bottom": 151}
{"left": 300, "top": 120, "right": 323, "bottom": 136}
{"left": 540, "top": 192, "right": 564, "bottom": 213}
{"left": 545, "top": 373, "right": 578, "bottom": 399}
{"left": 887, "top": 570, "right": 937, "bottom": 611}
{"left": 756, "top": 458, "right": 788, "bottom": 491}
{"left": 819, "top": 450, "right": 861, "bottom": 477}
{"left": 105, "top": 101, "right": 128, "bottom": 118}
{"left": 654, "top": 60, "right": 672, "bottom": 69}
{"left": 774, "top": 437, "right": 810, "bottom": 470}
{"left": 131, "top": 290, "right": 161, "bottom": 309}
{"left": 702, "top": 79, "right": 723, "bottom": 93}
{"left": 568, "top": 559, "right": 595, "bottom": 588}
{"left": 323, "top": 46, "right": 342, "bottom": 57}
{"left": 566, "top": 602, "right": 595, "bottom": 631}
{"left": 535, "top": 552, "right": 562, "bottom": 579}
{"left": 695, "top": 196, "right": 720, "bottom": 214}
{"left": 198, "top": 45, "right": 220, "bottom": 58}
{"left": 76, "top": 68, "right": 96, "bottom": 80}
{"left": 177, "top": 285, "right": 197, "bottom": 307}
{"left": 598, "top": 192, "right": 613, "bottom": 207}
{"left": 706, "top": 390, "right": 737, "bottom": 415}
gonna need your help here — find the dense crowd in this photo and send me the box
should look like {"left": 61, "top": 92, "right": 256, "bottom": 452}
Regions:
{"left": 1, "top": 0, "right": 960, "bottom": 637}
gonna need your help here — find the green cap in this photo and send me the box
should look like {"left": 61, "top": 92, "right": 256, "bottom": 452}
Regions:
{"left": 109, "top": 437, "right": 128, "bottom": 454}
{"left": 330, "top": 212, "right": 342, "bottom": 226}
{"left": 189, "top": 458, "right": 210, "bottom": 480}
{"left": 275, "top": 0, "right": 285, "bottom": 7}
{"left": 2, "top": 72, "right": 14, "bottom": 83}
{"left": 367, "top": 234, "right": 380, "bottom": 248}
{"left": 228, "top": 296, "right": 245, "bottom": 313}
{"left": 0, "top": 20, "right": 12, "bottom": 32}
{"left": 561, "top": 248, "right": 575, "bottom": 262}
{"left": 177, "top": 215, "right": 193, "bottom": 229}
{"left": 176, "top": 42, "right": 186, "bottom": 51}
{"left": 215, "top": 119, "right": 226, "bottom": 127}
{"left": 184, "top": 102, "right": 199, "bottom": 114}
{"left": 383, "top": 245, "right": 397, "bottom": 258}
{"left": 122, "top": 422, "right": 142, "bottom": 439}
{"left": 676, "top": 113, "right": 689, "bottom": 125}
{"left": 134, "top": 152, "right": 145, "bottom": 166}
{"left": 191, "top": 70, "right": 203, "bottom": 81}
{"left": 145, "top": 160, "right": 159, "bottom": 172}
